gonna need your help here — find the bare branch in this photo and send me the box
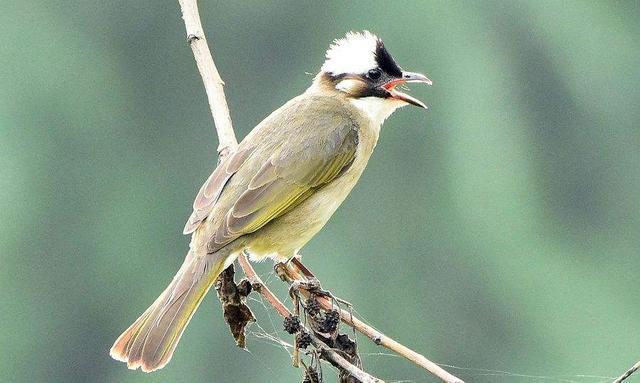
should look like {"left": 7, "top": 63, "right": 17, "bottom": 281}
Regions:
{"left": 177, "top": 2, "right": 463, "bottom": 382}
{"left": 178, "top": 0, "right": 238, "bottom": 157}
{"left": 238, "top": 253, "right": 291, "bottom": 318}
{"left": 283, "top": 259, "right": 465, "bottom": 383}
{"left": 613, "top": 360, "right": 640, "bottom": 383}
{"left": 238, "top": 254, "right": 385, "bottom": 383}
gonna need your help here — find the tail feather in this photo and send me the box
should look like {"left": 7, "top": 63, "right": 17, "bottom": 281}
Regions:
{"left": 110, "top": 252, "right": 227, "bottom": 372}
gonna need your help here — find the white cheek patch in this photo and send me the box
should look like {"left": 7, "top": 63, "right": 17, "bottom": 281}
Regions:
{"left": 335, "top": 79, "right": 362, "bottom": 94}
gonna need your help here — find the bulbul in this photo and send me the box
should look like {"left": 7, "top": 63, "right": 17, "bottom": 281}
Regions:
{"left": 110, "top": 31, "right": 431, "bottom": 372}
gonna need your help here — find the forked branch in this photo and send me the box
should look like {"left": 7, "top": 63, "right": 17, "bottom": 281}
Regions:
{"left": 238, "top": 255, "right": 384, "bottom": 383}
{"left": 281, "top": 258, "right": 465, "bottom": 383}
{"left": 177, "top": 1, "right": 464, "bottom": 382}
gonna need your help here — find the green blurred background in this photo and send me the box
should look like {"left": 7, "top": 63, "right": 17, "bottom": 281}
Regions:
{"left": 2, "top": 1, "right": 639, "bottom": 382}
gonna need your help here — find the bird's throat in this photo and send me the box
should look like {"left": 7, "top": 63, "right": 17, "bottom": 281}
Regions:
{"left": 349, "top": 96, "right": 405, "bottom": 128}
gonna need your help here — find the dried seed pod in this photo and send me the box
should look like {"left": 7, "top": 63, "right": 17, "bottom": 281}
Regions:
{"left": 296, "top": 330, "right": 312, "bottom": 349}
{"left": 236, "top": 279, "right": 252, "bottom": 297}
{"left": 318, "top": 309, "right": 340, "bottom": 333}
{"left": 305, "top": 297, "right": 321, "bottom": 316}
{"left": 335, "top": 333, "right": 357, "bottom": 355}
{"left": 283, "top": 315, "right": 301, "bottom": 334}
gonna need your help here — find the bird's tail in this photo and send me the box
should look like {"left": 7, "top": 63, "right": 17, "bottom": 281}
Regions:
{"left": 110, "top": 251, "right": 228, "bottom": 372}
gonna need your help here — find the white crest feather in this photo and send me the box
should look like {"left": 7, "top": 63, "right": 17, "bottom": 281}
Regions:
{"left": 321, "top": 31, "right": 379, "bottom": 75}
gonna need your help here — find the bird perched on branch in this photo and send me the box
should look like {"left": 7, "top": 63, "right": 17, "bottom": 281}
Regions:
{"left": 111, "top": 30, "right": 431, "bottom": 372}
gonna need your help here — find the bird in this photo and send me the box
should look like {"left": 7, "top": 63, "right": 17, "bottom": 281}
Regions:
{"left": 110, "top": 30, "right": 431, "bottom": 372}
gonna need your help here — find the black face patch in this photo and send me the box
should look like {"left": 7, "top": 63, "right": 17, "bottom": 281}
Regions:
{"left": 374, "top": 40, "right": 403, "bottom": 78}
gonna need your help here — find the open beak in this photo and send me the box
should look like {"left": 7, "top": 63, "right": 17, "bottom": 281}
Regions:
{"left": 383, "top": 71, "right": 432, "bottom": 108}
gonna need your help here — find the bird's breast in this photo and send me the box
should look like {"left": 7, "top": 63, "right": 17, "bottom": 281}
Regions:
{"left": 244, "top": 119, "right": 379, "bottom": 260}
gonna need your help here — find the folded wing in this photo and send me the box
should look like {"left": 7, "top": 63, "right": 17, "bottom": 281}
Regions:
{"left": 183, "top": 100, "right": 359, "bottom": 254}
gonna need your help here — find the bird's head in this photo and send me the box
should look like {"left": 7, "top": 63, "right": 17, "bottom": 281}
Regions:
{"left": 314, "top": 31, "right": 431, "bottom": 121}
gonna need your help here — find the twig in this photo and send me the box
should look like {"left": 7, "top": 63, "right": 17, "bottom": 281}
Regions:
{"left": 238, "top": 254, "right": 384, "bottom": 383}
{"left": 613, "top": 360, "right": 640, "bottom": 383}
{"left": 177, "top": 0, "right": 238, "bottom": 157}
{"left": 238, "top": 253, "right": 290, "bottom": 318}
{"left": 177, "top": 2, "right": 380, "bottom": 380}
{"left": 316, "top": 338, "right": 382, "bottom": 383}
{"left": 283, "top": 259, "right": 465, "bottom": 383}
{"left": 177, "top": 2, "right": 462, "bottom": 382}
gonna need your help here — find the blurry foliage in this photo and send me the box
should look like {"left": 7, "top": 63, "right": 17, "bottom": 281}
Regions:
{"left": 1, "top": 1, "right": 638, "bottom": 382}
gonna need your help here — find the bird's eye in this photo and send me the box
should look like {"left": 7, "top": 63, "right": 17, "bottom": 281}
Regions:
{"left": 367, "top": 69, "right": 382, "bottom": 80}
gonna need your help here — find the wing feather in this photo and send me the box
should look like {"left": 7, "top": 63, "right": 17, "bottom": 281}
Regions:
{"left": 183, "top": 94, "right": 360, "bottom": 255}
{"left": 183, "top": 147, "right": 254, "bottom": 234}
{"left": 207, "top": 127, "right": 358, "bottom": 253}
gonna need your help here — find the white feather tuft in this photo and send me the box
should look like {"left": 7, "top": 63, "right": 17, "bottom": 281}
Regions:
{"left": 321, "top": 31, "right": 379, "bottom": 75}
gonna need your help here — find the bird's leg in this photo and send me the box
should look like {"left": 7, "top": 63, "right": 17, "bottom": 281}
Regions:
{"left": 287, "top": 257, "right": 358, "bottom": 341}
{"left": 291, "top": 257, "right": 316, "bottom": 279}
{"left": 295, "top": 258, "right": 354, "bottom": 308}
{"left": 276, "top": 256, "right": 356, "bottom": 343}
{"left": 274, "top": 257, "right": 322, "bottom": 297}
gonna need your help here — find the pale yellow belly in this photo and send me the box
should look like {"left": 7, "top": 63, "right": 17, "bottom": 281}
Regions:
{"left": 243, "top": 133, "right": 376, "bottom": 260}
{"left": 190, "top": 103, "right": 381, "bottom": 263}
{"left": 242, "top": 157, "right": 366, "bottom": 260}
